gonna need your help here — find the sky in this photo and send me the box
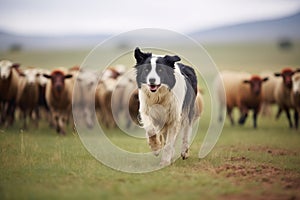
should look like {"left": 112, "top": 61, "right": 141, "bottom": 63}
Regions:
{"left": 0, "top": 0, "right": 300, "bottom": 36}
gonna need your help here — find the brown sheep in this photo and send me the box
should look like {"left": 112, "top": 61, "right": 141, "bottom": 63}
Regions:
{"left": 274, "top": 68, "right": 300, "bottom": 129}
{"left": 218, "top": 71, "right": 268, "bottom": 128}
{"left": 43, "top": 69, "right": 73, "bottom": 134}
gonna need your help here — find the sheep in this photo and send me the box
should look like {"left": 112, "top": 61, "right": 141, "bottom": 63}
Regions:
{"left": 274, "top": 68, "right": 300, "bottom": 129}
{"left": 74, "top": 69, "right": 99, "bottom": 129}
{"left": 260, "top": 71, "right": 280, "bottom": 117}
{"left": 95, "top": 77, "right": 118, "bottom": 129}
{"left": 43, "top": 68, "right": 74, "bottom": 134}
{"left": 217, "top": 71, "right": 268, "bottom": 128}
{"left": 95, "top": 66, "right": 125, "bottom": 129}
{"left": 36, "top": 69, "right": 51, "bottom": 121}
{"left": 291, "top": 72, "right": 300, "bottom": 129}
{"left": 17, "top": 68, "right": 40, "bottom": 129}
{"left": 0, "top": 60, "right": 21, "bottom": 126}
{"left": 111, "top": 69, "right": 138, "bottom": 129}
{"left": 128, "top": 88, "right": 141, "bottom": 127}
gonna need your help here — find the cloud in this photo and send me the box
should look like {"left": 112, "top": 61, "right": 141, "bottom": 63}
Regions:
{"left": 0, "top": 0, "right": 299, "bottom": 35}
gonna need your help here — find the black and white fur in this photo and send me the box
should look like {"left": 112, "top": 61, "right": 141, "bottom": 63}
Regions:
{"left": 134, "top": 47, "right": 198, "bottom": 166}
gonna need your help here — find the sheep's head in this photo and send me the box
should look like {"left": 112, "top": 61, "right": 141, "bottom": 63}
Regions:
{"left": 19, "top": 69, "right": 40, "bottom": 86}
{"left": 43, "top": 70, "right": 72, "bottom": 93}
{"left": 243, "top": 75, "right": 268, "bottom": 96}
{"left": 274, "top": 68, "right": 297, "bottom": 89}
{"left": 0, "top": 60, "right": 20, "bottom": 79}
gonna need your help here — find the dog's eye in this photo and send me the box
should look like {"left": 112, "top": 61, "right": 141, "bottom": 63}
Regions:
{"left": 145, "top": 69, "right": 149, "bottom": 72}
{"left": 158, "top": 68, "right": 162, "bottom": 72}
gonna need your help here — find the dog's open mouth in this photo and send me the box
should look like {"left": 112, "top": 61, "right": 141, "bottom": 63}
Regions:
{"left": 148, "top": 84, "right": 161, "bottom": 92}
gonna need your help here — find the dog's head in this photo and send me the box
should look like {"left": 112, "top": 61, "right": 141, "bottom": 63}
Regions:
{"left": 134, "top": 47, "right": 181, "bottom": 93}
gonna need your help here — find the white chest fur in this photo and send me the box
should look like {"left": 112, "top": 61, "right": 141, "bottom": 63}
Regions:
{"left": 138, "top": 65, "right": 187, "bottom": 131}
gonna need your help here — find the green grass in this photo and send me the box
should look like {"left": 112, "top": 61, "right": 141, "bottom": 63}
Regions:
{"left": 1, "top": 43, "right": 300, "bottom": 199}
{"left": 1, "top": 116, "right": 299, "bottom": 200}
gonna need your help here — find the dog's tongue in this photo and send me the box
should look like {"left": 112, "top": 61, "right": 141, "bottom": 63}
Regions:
{"left": 149, "top": 85, "right": 158, "bottom": 92}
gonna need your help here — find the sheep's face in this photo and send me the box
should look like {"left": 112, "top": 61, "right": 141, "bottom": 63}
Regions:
{"left": 77, "top": 71, "right": 98, "bottom": 90}
{"left": 20, "top": 70, "right": 39, "bottom": 86}
{"left": 282, "top": 71, "right": 294, "bottom": 89}
{"left": 37, "top": 70, "right": 50, "bottom": 86}
{"left": 0, "top": 60, "right": 20, "bottom": 80}
{"left": 274, "top": 68, "right": 295, "bottom": 89}
{"left": 244, "top": 76, "right": 268, "bottom": 96}
{"left": 43, "top": 71, "right": 73, "bottom": 94}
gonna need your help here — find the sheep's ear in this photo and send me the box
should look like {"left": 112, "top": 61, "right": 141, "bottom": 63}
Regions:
{"left": 64, "top": 74, "right": 73, "bottom": 79}
{"left": 274, "top": 72, "right": 281, "bottom": 77}
{"left": 262, "top": 77, "right": 269, "bottom": 82}
{"left": 134, "top": 47, "right": 151, "bottom": 65}
{"left": 243, "top": 80, "right": 250, "bottom": 84}
{"left": 12, "top": 63, "right": 20, "bottom": 68}
{"left": 43, "top": 74, "right": 51, "bottom": 79}
{"left": 164, "top": 55, "right": 181, "bottom": 67}
{"left": 19, "top": 72, "right": 26, "bottom": 77}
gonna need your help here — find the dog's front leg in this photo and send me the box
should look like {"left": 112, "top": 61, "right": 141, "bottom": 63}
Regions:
{"left": 160, "top": 125, "right": 178, "bottom": 166}
{"left": 146, "top": 127, "right": 162, "bottom": 156}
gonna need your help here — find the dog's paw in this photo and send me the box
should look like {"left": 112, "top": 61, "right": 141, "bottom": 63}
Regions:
{"left": 153, "top": 149, "right": 161, "bottom": 156}
{"left": 159, "top": 159, "right": 171, "bottom": 167}
{"left": 181, "top": 149, "right": 189, "bottom": 160}
{"left": 148, "top": 134, "right": 162, "bottom": 153}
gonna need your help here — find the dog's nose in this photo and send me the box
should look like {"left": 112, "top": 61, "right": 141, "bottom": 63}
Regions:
{"left": 149, "top": 78, "right": 156, "bottom": 84}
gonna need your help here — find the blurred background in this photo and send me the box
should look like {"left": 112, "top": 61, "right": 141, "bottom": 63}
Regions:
{"left": 0, "top": 0, "right": 299, "bottom": 71}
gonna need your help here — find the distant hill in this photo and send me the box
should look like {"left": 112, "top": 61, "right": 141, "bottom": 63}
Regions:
{"left": 189, "top": 11, "right": 300, "bottom": 43}
{"left": 0, "top": 31, "right": 110, "bottom": 51}
{"left": 1, "top": 11, "right": 300, "bottom": 50}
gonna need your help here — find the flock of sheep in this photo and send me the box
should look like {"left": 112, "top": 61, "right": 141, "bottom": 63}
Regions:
{"left": 0, "top": 58, "right": 299, "bottom": 134}
{"left": 0, "top": 60, "right": 139, "bottom": 134}
{"left": 216, "top": 68, "right": 300, "bottom": 129}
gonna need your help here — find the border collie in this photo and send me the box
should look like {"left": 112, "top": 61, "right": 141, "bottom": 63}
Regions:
{"left": 134, "top": 47, "right": 198, "bottom": 166}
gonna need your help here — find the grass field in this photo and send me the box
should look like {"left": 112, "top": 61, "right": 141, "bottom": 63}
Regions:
{"left": 0, "top": 42, "right": 300, "bottom": 199}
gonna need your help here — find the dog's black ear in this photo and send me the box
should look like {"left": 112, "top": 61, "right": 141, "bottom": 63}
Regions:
{"left": 164, "top": 55, "right": 181, "bottom": 67}
{"left": 134, "top": 47, "right": 151, "bottom": 64}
